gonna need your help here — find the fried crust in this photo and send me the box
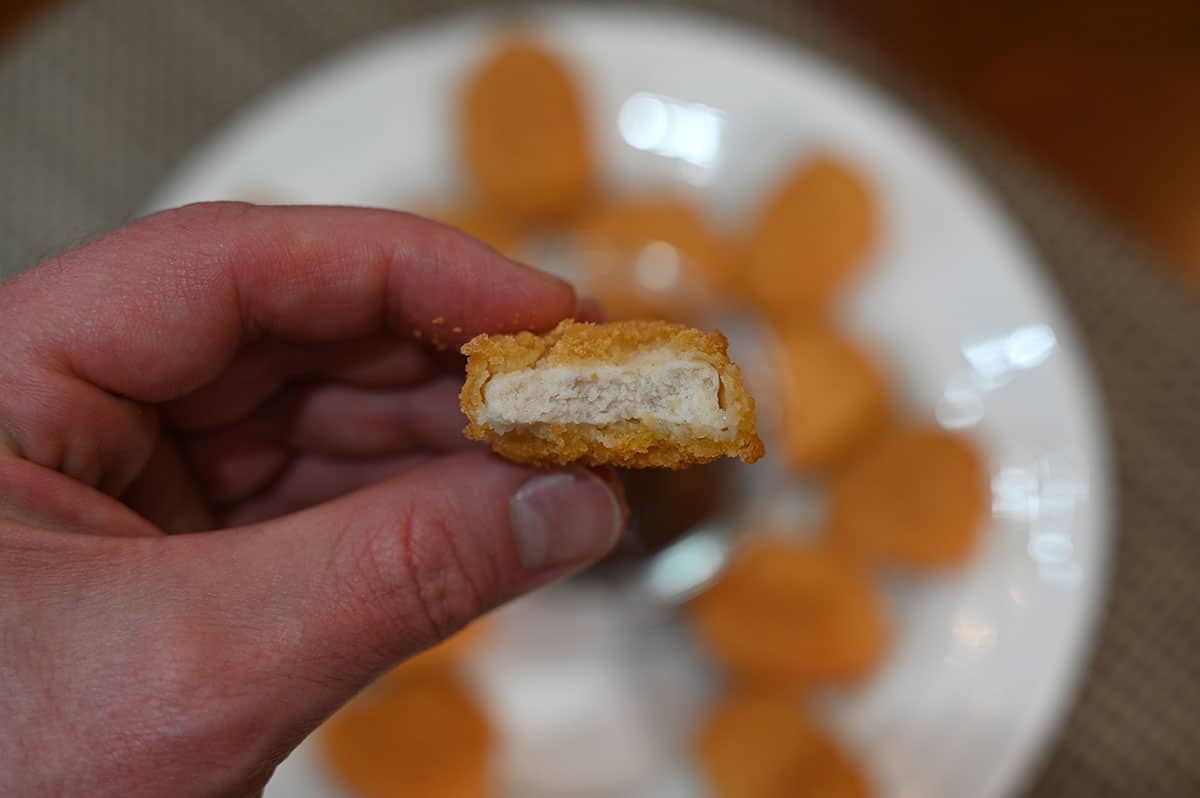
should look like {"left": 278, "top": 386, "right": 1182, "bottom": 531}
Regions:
{"left": 573, "top": 195, "right": 734, "bottom": 322}
{"left": 746, "top": 155, "right": 876, "bottom": 311}
{"left": 461, "top": 37, "right": 594, "bottom": 222}
{"left": 688, "top": 536, "right": 888, "bottom": 686}
{"left": 830, "top": 426, "right": 988, "bottom": 570}
{"left": 460, "top": 319, "right": 764, "bottom": 468}
{"left": 322, "top": 670, "right": 491, "bottom": 798}
{"left": 697, "top": 689, "right": 870, "bottom": 798}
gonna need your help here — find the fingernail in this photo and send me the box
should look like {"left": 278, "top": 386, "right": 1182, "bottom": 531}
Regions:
{"left": 510, "top": 469, "right": 624, "bottom": 571}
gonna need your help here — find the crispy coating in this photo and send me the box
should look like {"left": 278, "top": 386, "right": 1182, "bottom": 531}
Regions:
{"left": 831, "top": 427, "right": 988, "bottom": 570}
{"left": 322, "top": 670, "right": 492, "bottom": 798}
{"left": 697, "top": 689, "right": 870, "bottom": 798}
{"left": 746, "top": 155, "right": 876, "bottom": 312}
{"left": 573, "top": 195, "right": 734, "bottom": 322}
{"left": 688, "top": 537, "right": 888, "bottom": 686}
{"left": 461, "top": 36, "right": 594, "bottom": 222}
{"left": 460, "top": 319, "right": 764, "bottom": 468}
{"left": 772, "top": 321, "right": 890, "bottom": 472}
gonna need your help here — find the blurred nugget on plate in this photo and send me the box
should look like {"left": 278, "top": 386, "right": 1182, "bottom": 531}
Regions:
{"left": 746, "top": 155, "right": 877, "bottom": 312}
{"left": 573, "top": 194, "right": 734, "bottom": 321}
{"left": 688, "top": 537, "right": 888, "bottom": 686}
{"left": 771, "top": 321, "right": 889, "bottom": 472}
{"left": 322, "top": 670, "right": 492, "bottom": 798}
{"left": 698, "top": 689, "right": 870, "bottom": 798}
{"left": 462, "top": 35, "right": 595, "bottom": 222}
{"left": 460, "top": 319, "right": 764, "bottom": 468}
{"left": 831, "top": 426, "right": 988, "bottom": 570}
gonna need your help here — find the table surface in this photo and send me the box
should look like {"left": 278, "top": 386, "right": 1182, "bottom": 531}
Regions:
{"left": 817, "top": 0, "right": 1200, "bottom": 289}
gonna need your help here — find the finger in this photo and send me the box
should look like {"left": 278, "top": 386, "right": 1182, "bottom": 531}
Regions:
{"left": 177, "top": 429, "right": 287, "bottom": 507}
{"left": 0, "top": 456, "right": 161, "bottom": 538}
{"left": 142, "top": 452, "right": 624, "bottom": 776}
{"left": 165, "top": 335, "right": 438, "bottom": 431}
{"left": 0, "top": 368, "right": 159, "bottom": 497}
{"left": 5, "top": 202, "right": 577, "bottom": 401}
{"left": 182, "top": 377, "right": 474, "bottom": 482}
{"left": 119, "top": 437, "right": 216, "bottom": 534}
{"left": 0, "top": 202, "right": 577, "bottom": 489}
{"left": 220, "top": 452, "right": 433, "bottom": 526}
{"left": 284, "top": 377, "right": 472, "bottom": 456}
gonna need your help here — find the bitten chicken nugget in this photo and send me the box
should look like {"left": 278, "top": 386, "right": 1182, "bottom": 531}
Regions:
{"left": 697, "top": 690, "right": 870, "bottom": 798}
{"left": 830, "top": 427, "right": 989, "bottom": 570}
{"left": 574, "top": 195, "right": 733, "bottom": 321}
{"left": 322, "top": 671, "right": 492, "bottom": 798}
{"left": 430, "top": 204, "right": 527, "bottom": 258}
{"left": 746, "top": 155, "right": 876, "bottom": 312}
{"left": 772, "top": 322, "right": 889, "bottom": 471}
{"left": 461, "top": 319, "right": 763, "bottom": 468}
{"left": 688, "top": 537, "right": 887, "bottom": 685}
{"left": 462, "top": 36, "right": 594, "bottom": 222}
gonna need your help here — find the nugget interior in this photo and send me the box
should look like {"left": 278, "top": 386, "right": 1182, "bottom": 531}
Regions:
{"left": 478, "top": 350, "right": 732, "bottom": 437}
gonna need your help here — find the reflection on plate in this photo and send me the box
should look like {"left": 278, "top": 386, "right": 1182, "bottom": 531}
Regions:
{"left": 148, "top": 6, "right": 1114, "bottom": 798}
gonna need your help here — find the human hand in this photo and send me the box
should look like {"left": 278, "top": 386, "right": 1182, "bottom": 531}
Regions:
{"left": 0, "top": 203, "right": 625, "bottom": 796}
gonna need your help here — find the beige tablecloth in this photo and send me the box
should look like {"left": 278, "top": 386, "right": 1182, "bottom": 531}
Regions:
{"left": 2, "top": 1, "right": 1198, "bottom": 795}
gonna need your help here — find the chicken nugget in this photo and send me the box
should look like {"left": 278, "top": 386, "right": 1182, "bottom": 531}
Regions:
{"left": 462, "top": 36, "right": 594, "bottom": 223}
{"left": 461, "top": 319, "right": 763, "bottom": 468}
{"left": 697, "top": 690, "right": 870, "bottom": 798}
{"left": 830, "top": 427, "right": 989, "bottom": 570}
{"left": 772, "top": 322, "right": 889, "bottom": 471}
{"left": 688, "top": 537, "right": 887, "bottom": 685}
{"left": 746, "top": 155, "right": 876, "bottom": 312}
{"left": 322, "top": 670, "right": 492, "bottom": 798}
{"left": 574, "top": 195, "right": 734, "bottom": 321}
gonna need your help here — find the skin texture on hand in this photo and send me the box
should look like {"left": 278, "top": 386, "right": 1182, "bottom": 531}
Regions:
{"left": 0, "top": 203, "right": 625, "bottom": 797}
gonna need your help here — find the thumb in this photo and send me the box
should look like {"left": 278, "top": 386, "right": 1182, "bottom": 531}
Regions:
{"left": 148, "top": 451, "right": 624, "bottom": 787}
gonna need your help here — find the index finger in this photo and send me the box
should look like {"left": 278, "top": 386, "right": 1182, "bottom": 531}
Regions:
{"left": 1, "top": 202, "right": 577, "bottom": 403}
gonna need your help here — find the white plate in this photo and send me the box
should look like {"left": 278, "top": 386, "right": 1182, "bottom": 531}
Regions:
{"left": 148, "top": 6, "right": 1114, "bottom": 798}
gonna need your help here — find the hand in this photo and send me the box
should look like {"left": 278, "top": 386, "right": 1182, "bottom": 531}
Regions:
{"left": 0, "top": 203, "right": 625, "bottom": 797}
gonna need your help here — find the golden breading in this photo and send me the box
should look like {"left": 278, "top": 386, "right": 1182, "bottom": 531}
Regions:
{"left": 746, "top": 155, "right": 877, "bottom": 312}
{"left": 461, "top": 36, "right": 594, "bottom": 223}
{"left": 831, "top": 427, "right": 989, "bottom": 570}
{"left": 573, "top": 195, "right": 734, "bottom": 322}
{"left": 460, "top": 319, "right": 764, "bottom": 469}
{"left": 322, "top": 670, "right": 492, "bottom": 798}
{"left": 688, "top": 537, "right": 888, "bottom": 686}
{"left": 772, "top": 322, "right": 890, "bottom": 472}
{"left": 697, "top": 690, "right": 870, "bottom": 798}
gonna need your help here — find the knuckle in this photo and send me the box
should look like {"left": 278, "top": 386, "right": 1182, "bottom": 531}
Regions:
{"left": 0, "top": 370, "right": 157, "bottom": 492}
{"left": 0, "top": 375, "right": 66, "bottom": 471}
{"left": 352, "top": 500, "right": 486, "bottom": 646}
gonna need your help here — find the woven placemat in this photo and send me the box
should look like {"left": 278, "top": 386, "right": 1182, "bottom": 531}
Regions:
{"left": 2, "top": 1, "right": 1197, "bottom": 795}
